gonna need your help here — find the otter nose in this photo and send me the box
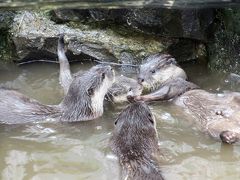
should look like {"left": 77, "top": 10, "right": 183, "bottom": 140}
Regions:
{"left": 138, "top": 78, "right": 144, "bottom": 84}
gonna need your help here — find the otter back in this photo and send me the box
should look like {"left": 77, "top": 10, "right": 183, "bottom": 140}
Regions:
{"left": 110, "top": 102, "right": 164, "bottom": 180}
{"left": 0, "top": 88, "right": 61, "bottom": 124}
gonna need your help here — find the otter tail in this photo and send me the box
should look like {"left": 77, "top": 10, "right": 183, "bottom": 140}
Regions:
{"left": 57, "top": 34, "right": 73, "bottom": 95}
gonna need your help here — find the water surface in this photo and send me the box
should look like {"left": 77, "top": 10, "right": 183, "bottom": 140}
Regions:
{"left": 0, "top": 61, "right": 240, "bottom": 180}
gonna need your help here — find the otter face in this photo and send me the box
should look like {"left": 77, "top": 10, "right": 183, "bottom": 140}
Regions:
{"left": 106, "top": 76, "right": 143, "bottom": 103}
{"left": 138, "top": 54, "right": 187, "bottom": 92}
{"left": 110, "top": 102, "right": 158, "bottom": 158}
{"left": 61, "top": 65, "right": 115, "bottom": 122}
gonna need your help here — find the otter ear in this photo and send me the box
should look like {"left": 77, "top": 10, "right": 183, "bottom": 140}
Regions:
{"left": 87, "top": 88, "right": 94, "bottom": 96}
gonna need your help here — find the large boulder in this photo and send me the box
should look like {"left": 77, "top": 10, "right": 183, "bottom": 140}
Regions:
{"left": 51, "top": 8, "right": 215, "bottom": 41}
{"left": 11, "top": 8, "right": 209, "bottom": 63}
{"left": 11, "top": 11, "right": 172, "bottom": 63}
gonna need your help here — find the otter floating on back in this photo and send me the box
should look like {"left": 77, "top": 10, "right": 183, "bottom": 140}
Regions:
{"left": 0, "top": 37, "right": 115, "bottom": 124}
{"left": 110, "top": 101, "right": 164, "bottom": 180}
{"left": 135, "top": 54, "right": 240, "bottom": 144}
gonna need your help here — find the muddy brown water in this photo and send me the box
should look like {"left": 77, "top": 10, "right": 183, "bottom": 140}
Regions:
{"left": 0, "top": 62, "right": 240, "bottom": 180}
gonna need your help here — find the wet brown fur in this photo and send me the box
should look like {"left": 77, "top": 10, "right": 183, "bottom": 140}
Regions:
{"left": 110, "top": 102, "right": 164, "bottom": 180}
{"left": 136, "top": 53, "right": 240, "bottom": 144}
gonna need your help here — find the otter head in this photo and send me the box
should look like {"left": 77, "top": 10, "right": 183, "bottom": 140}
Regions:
{"left": 61, "top": 65, "right": 115, "bottom": 122}
{"left": 110, "top": 101, "right": 158, "bottom": 161}
{"left": 138, "top": 54, "right": 187, "bottom": 92}
{"left": 106, "top": 76, "right": 143, "bottom": 103}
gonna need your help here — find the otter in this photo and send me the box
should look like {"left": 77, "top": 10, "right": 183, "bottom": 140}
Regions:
{"left": 0, "top": 42, "right": 115, "bottom": 124}
{"left": 106, "top": 76, "right": 143, "bottom": 103}
{"left": 58, "top": 35, "right": 142, "bottom": 103}
{"left": 135, "top": 54, "right": 240, "bottom": 144}
{"left": 110, "top": 101, "right": 164, "bottom": 180}
{"left": 137, "top": 54, "right": 187, "bottom": 93}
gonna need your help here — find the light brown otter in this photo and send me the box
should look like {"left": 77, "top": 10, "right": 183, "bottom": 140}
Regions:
{"left": 58, "top": 35, "right": 142, "bottom": 103}
{"left": 135, "top": 54, "right": 240, "bottom": 144}
{"left": 110, "top": 101, "right": 164, "bottom": 180}
{"left": 0, "top": 40, "right": 115, "bottom": 124}
{"left": 138, "top": 54, "right": 187, "bottom": 93}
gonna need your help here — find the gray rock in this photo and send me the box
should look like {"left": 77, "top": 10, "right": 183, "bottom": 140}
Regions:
{"left": 50, "top": 9, "right": 90, "bottom": 23}
{"left": 119, "top": 51, "right": 136, "bottom": 74}
{"left": 123, "top": 8, "right": 214, "bottom": 41}
{"left": 168, "top": 39, "right": 207, "bottom": 62}
{"left": 11, "top": 11, "right": 170, "bottom": 63}
{"left": 208, "top": 8, "right": 240, "bottom": 74}
{"left": 50, "top": 8, "right": 215, "bottom": 41}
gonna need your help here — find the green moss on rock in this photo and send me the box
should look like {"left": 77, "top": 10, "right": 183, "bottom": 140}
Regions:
{"left": 208, "top": 8, "right": 240, "bottom": 73}
{"left": 0, "top": 11, "right": 16, "bottom": 62}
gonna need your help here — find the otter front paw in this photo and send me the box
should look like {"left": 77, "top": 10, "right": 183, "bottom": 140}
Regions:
{"left": 220, "top": 131, "right": 238, "bottom": 144}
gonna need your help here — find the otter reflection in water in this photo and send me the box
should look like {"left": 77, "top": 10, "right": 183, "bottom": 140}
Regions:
{"left": 135, "top": 54, "right": 240, "bottom": 144}
{"left": 110, "top": 101, "right": 164, "bottom": 180}
{"left": 0, "top": 41, "right": 115, "bottom": 124}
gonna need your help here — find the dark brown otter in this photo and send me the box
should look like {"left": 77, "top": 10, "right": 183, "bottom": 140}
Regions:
{"left": 110, "top": 102, "right": 164, "bottom": 180}
{"left": 135, "top": 54, "right": 240, "bottom": 144}
{"left": 0, "top": 40, "right": 115, "bottom": 124}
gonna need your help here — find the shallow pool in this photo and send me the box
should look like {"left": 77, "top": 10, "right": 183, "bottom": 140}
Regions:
{"left": 0, "top": 61, "right": 240, "bottom": 180}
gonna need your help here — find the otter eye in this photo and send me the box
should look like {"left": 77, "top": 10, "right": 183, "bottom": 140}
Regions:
{"left": 128, "top": 88, "right": 132, "bottom": 92}
{"left": 102, "top": 73, "right": 105, "bottom": 80}
{"left": 87, "top": 88, "right": 94, "bottom": 96}
{"left": 151, "top": 70, "right": 156, "bottom": 74}
{"left": 114, "top": 119, "right": 118, "bottom": 125}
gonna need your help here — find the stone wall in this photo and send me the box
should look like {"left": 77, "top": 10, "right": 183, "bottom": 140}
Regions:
{"left": 0, "top": 7, "right": 239, "bottom": 73}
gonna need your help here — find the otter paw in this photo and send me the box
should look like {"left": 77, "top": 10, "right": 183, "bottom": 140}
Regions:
{"left": 220, "top": 131, "right": 238, "bottom": 144}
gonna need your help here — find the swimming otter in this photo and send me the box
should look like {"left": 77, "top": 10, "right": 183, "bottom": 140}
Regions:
{"left": 110, "top": 101, "right": 164, "bottom": 180}
{"left": 135, "top": 54, "right": 240, "bottom": 144}
{"left": 0, "top": 47, "right": 115, "bottom": 124}
{"left": 58, "top": 35, "right": 142, "bottom": 103}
